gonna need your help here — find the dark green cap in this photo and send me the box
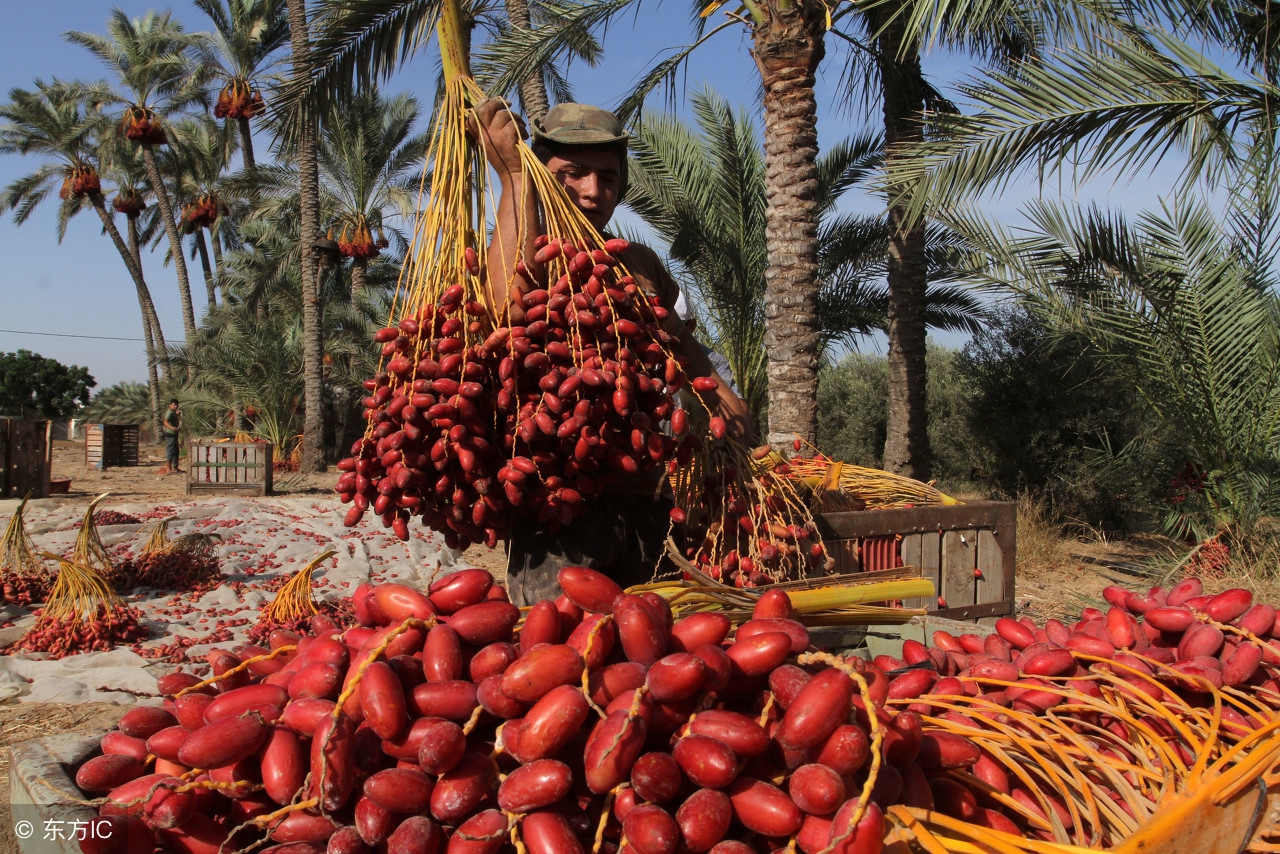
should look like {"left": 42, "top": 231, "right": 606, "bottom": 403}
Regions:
{"left": 532, "top": 103, "right": 628, "bottom": 147}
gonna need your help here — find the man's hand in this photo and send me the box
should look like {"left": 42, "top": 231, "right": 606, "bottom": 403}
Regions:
{"left": 706, "top": 380, "right": 751, "bottom": 442}
{"left": 470, "top": 98, "right": 527, "bottom": 179}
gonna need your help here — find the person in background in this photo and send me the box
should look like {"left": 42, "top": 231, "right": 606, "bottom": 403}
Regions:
{"left": 473, "top": 100, "right": 750, "bottom": 605}
{"left": 163, "top": 399, "right": 182, "bottom": 474}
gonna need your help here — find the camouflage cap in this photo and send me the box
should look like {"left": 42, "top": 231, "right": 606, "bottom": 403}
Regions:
{"left": 531, "top": 103, "right": 628, "bottom": 147}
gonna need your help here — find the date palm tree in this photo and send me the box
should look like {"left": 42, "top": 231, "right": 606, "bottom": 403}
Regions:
{"left": 627, "top": 89, "right": 984, "bottom": 424}
{"left": 238, "top": 89, "right": 427, "bottom": 303}
{"left": 0, "top": 79, "right": 168, "bottom": 431}
{"left": 67, "top": 9, "right": 210, "bottom": 340}
{"left": 97, "top": 129, "right": 172, "bottom": 422}
{"left": 165, "top": 115, "right": 239, "bottom": 307}
{"left": 955, "top": 194, "right": 1280, "bottom": 542}
{"left": 194, "top": 0, "right": 290, "bottom": 169}
{"left": 285, "top": 0, "right": 327, "bottom": 473}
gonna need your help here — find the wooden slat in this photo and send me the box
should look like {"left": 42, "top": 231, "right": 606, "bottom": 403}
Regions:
{"left": 813, "top": 502, "right": 1016, "bottom": 622}
{"left": 934, "top": 600, "right": 1016, "bottom": 621}
{"left": 920, "top": 531, "right": 941, "bottom": 610}
{"left": 829, "top": 539, "right": 860, "bottom": 575}
{"left": 900, "top": 534, "right": 928, "bottom": 609}
{"left": 3, "top": 420, "right": 50, "bottom": 498}
{"left": 941, "top": 529, "right": 977, "bottom": 608}
{"left": 997, "top": 503, "right": 1017, "bottom": 607}
{"left": 977, "top": 529, "right": 1002, "bottom": 608}
{"left": 816, "top": 502, "right": 1010, "bottom": 540}
{"left": 186, "top": 441, "right": 273, "bottom": 496}
{"left": 85, "top": 425, "right": 104, "bottom": 470}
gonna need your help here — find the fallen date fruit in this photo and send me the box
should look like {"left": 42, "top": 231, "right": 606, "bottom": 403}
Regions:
{"left": 76, "top": 754, "right": 145, "bottom": 793}
{"left": 177, "top": 713, "right": 268, "bottom": 769}
{"left": 778, "top": 668, "right": 853, "bottom": 750}
{"left": 673, "top": 734, "right": 739, "bottom": 789}
{"left": 499, "top": 644, "right": 585, "bottom": 703}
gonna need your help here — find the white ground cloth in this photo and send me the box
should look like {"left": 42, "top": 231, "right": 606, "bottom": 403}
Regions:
{"left": 0, "top": 495, "right": 469, "bottom": 704}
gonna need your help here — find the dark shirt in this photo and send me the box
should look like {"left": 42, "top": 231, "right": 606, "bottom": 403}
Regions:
{"left": 163, "top": 409, "right": 181, "bottom": 436}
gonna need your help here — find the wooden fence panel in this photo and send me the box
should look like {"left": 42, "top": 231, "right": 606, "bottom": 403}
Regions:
{"left": 187, "top": 442, "right": 273, "bottom": 496}
{"left": 0, "top": 419, "right": 51, "bottom": 499}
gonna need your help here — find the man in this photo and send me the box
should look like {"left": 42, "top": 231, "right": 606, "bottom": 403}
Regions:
{"left": 163, "top": 399, "right": 182, "bottom": 474}
{"left": 473, "top": 100, "right": 749, "bottom": 606}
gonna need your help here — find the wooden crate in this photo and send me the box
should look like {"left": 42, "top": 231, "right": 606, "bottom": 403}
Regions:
{"left": 84, "top": 424, "right": 140, "bottom": 470}
{"left": 815, "top": 501, "right": 1016, "bottom": 622}
{"left": 0, "top": 419, "right": 52, "bottom": 499}
{"left": 187, "top": 441, "right": 273, "bottom": 496}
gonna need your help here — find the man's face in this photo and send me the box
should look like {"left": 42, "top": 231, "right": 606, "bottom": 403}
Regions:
{"left": 545, "top": 145, "right": 622, "bottom": 231}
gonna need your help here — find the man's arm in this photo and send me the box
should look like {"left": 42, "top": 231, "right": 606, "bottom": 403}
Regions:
{"left": 471, "top": 99, "right": 541, "bottom": 320}
{"left": 664, "top": 312, "right": 752, "bottom": 440}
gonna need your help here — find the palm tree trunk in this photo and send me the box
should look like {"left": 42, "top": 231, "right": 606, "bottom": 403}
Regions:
{"left": 195, "top": 229, "right": 216, "bottom": 308}
{"left": 287, "top": 0, "right": 328, "bottom": 473}
{"left": 877, "top": 13, "right": 931, "bottom": 480}
{"left": 350, "top": 256, "right": 367, "bottom": 303}
{"left": 753, "top": 3, "right": 826, "bottom": 449}
{"left": 237, "top": 116, "right": 256, "bottom": 168}
{"left": 503, "top": 0, "right": 549, "bottom": 122}
{"left": 90, "top": 197, "right": 164, "bottom": 435}
{"left": 139, "top": 301, "right": 163, "bottom": 440}
{"left": 129, "top": 217, "right": 169, "bottom": 375}
{"left": 210, "top": 225, "right": 223, "bottom": 274}
{"left": 140, "top": 146, "right": 198, "bottom": 340}
{"left": 129, "top": 218, "right": 168, "bottom": 439}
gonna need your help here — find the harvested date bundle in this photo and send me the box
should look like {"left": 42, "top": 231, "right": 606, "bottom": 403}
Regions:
{"left": 8, "top": 556, "right": 147, "bottom": 657}
{"left": 247, "top": 548, "right": 354, "bottom": 642}
{"left": 336, "top": 76, "right": 695, "bottom": 549}
{"left": 139, "top": 518, "right": 170, "bottom": 554}
{"left": 70, "top": 565, "right": 932, "bottom": 854}
{"left": 109, "top": 532, "right": 222, "bottom": 591}
{"left": 337, "top": 236, "right": 690, "bottom": 550}
{"left": 768, "top": 447, "right": 960, "bottom": 512}
{"left": 73, "top": 493, "right": 115, "bottom": 576}
{"left": 671, "top": 437, "right": 831, "bottom": 587}
{"left": 91, "top": 509, "right": 143, "bottom": 526}
{"left": 68, "top": 567, "right": 1280, "bottom": 853}
{"left": 0, "top": 495, "right": 53, "bottom": 606}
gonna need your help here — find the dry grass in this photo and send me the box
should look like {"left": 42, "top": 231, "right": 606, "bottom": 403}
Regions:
{"left": 1012, "top": 492, "right": 1280, "bottom": 623}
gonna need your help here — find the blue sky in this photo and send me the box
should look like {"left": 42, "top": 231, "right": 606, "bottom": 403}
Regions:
{"left": 0, "top": 2, "right": 1183, "bottom": 391}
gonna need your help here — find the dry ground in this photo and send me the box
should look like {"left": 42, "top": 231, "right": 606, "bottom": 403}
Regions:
{"left": 0, "top": 703, "right": 123, "bottom": 853}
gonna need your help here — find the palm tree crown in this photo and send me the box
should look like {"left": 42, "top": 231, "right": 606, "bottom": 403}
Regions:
{"left": 194, "top": 0, "right": 290, "bottom": 166}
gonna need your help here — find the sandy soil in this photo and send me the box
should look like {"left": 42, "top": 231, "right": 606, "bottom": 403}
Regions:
{"left": 0, "top": 702, "right": 123, "bottom": 853}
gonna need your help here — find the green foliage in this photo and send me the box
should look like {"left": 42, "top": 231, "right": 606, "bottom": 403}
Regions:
{"left": 956, "top": 304, "right": 1160, "bottom": 528}
{"left": 815, "top": 345, "right": 982, "bottom": 489}
{"left": 80, "top": 381, "right": 154, "bottom": 425}
{"left": 955, "top": 197, "right": 1280, "bottom": 540}
{"left": 816, "top": 353, "right": 887, "bottom": 469}
{"left": 0, "top": 350, "right": 95, "bottom": 418}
